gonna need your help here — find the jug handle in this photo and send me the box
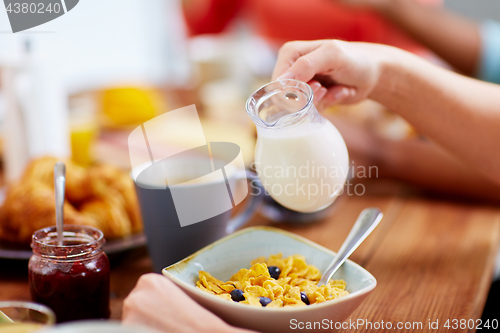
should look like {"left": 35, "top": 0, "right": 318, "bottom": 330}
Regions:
{"left": 225, "top": 170, "right": 265, "bottom": 234}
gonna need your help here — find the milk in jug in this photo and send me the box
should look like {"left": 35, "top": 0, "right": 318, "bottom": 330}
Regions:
{"left": 246, "top": 79, "right": 349, "bottom": 213}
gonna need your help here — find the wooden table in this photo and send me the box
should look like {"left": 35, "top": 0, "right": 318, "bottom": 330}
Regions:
{"left": 1, "top": 178, "right": 499, "bottom": 332}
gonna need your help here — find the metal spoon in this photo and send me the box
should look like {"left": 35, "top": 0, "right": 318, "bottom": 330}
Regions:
{"left": 54, "top": 162, "right": 66, "bottom": 246}
{"left": 318, "top": 208, "right": 383, "bottom": 286}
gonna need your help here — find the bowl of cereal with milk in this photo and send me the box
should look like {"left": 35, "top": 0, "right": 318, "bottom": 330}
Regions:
{"left": 162, "top": 227, "right": 376, "bottom": 333}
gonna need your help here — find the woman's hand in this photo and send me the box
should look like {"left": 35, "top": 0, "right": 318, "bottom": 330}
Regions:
{"left": 272, "top": 37, "right": 500, "bottom": 186}
{"left": 272, "top": 40, "right": 392, "bottom": 109}
{"left": 123, "top": 273, "right": 256, "bottom": 333}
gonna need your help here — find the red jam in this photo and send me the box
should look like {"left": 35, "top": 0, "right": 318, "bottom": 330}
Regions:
{"left": 29, "top": 225, "right": 110, "bottom": 323}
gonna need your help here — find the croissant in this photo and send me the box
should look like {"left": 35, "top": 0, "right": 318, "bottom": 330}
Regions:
{"left": 0, "top": 156, "right": 143, "bottom": 244}
{"left": 87, "top": 164, "right": 143, "bottom": 234}
{"left": 22, "top": 156, "right": 93, "bottom": 203}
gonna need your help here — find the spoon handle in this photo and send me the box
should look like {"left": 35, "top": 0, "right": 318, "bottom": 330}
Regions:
{"left": 318, "top": 208, "right": 383, "bottom": 286}
{"left": 54, "top": 162, "right": 66, "bottom": 246}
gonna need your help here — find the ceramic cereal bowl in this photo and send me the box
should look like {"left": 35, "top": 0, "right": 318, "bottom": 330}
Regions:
{"left": 162, "top": 226, "right": 376, "bottom": 333}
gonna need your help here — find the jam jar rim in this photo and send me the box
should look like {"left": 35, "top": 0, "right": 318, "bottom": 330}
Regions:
{"left": 31, "top": 224, "right": 105, "bottom": 260}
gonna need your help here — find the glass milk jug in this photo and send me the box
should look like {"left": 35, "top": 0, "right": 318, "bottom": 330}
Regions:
{"left": 246, "top": 79, "right": 349, "bottom": 213}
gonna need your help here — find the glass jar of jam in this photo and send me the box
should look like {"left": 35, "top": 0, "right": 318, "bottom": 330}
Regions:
{"left": 29, "top": 225, "right": 110, "bottom": 323}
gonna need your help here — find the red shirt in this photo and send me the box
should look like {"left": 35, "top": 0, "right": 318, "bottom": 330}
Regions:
{"left": 183, "top": 0, "right": 442, "bottom": 53}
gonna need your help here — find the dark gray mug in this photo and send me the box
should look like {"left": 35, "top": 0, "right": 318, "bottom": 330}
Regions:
{"left": 134, "top": 156, "right": 263, "bottom": 272}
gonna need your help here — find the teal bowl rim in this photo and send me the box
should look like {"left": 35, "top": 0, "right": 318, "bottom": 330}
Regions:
{"left": 162, "top": 226, "right": 377, "bottom": 313}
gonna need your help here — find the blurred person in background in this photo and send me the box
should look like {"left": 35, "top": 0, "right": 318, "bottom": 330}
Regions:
{"left": 340, "top": 0, "right": 500, "bottom": 83}
{"left": 182, "top": 0, "right": 441, "bottom": 58}
{"left": 182, "top": 0, "right": 500, "bottom": 203}
{"left": 326, "top": 0, "right": 500, "bottom": 202}
{"left": 123, "top": 20, "right": 500, "bottom": 331}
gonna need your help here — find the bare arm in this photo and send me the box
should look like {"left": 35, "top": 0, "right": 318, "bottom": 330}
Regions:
{"left": 341, "top": 0, "right": 481, "bottom": 75}
{"left": 272, "top": 40, "right": 500, "bottom": 185}
{"left": 327, "top": 115, "right": 500, "bottom": 202}
{"left": 373, "top": 47, "right": 500, "bottom": 185}
{"left": 379, "top": 137, "right": 500, "bottom": 202}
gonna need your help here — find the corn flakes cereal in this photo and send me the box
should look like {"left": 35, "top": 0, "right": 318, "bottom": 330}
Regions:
{"left": 196, "top": 253, "right": 349, "bottom": 307}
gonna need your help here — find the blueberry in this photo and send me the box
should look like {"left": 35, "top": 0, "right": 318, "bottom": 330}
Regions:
{"left": 259, "top": 297, "right": 272, "bottom": 307}
{"left": 300, "top": 292, "right": 310, "bottom": 305}
{"left": 268, "top": 266, "right": 281, "bottom": 279}
{"left": 230, "top": 289, "right": 245, "bottom": 302}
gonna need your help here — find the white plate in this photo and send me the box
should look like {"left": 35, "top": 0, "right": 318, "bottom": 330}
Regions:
{"left": 0, "top": 233, "right": 146, "bottom": 260}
